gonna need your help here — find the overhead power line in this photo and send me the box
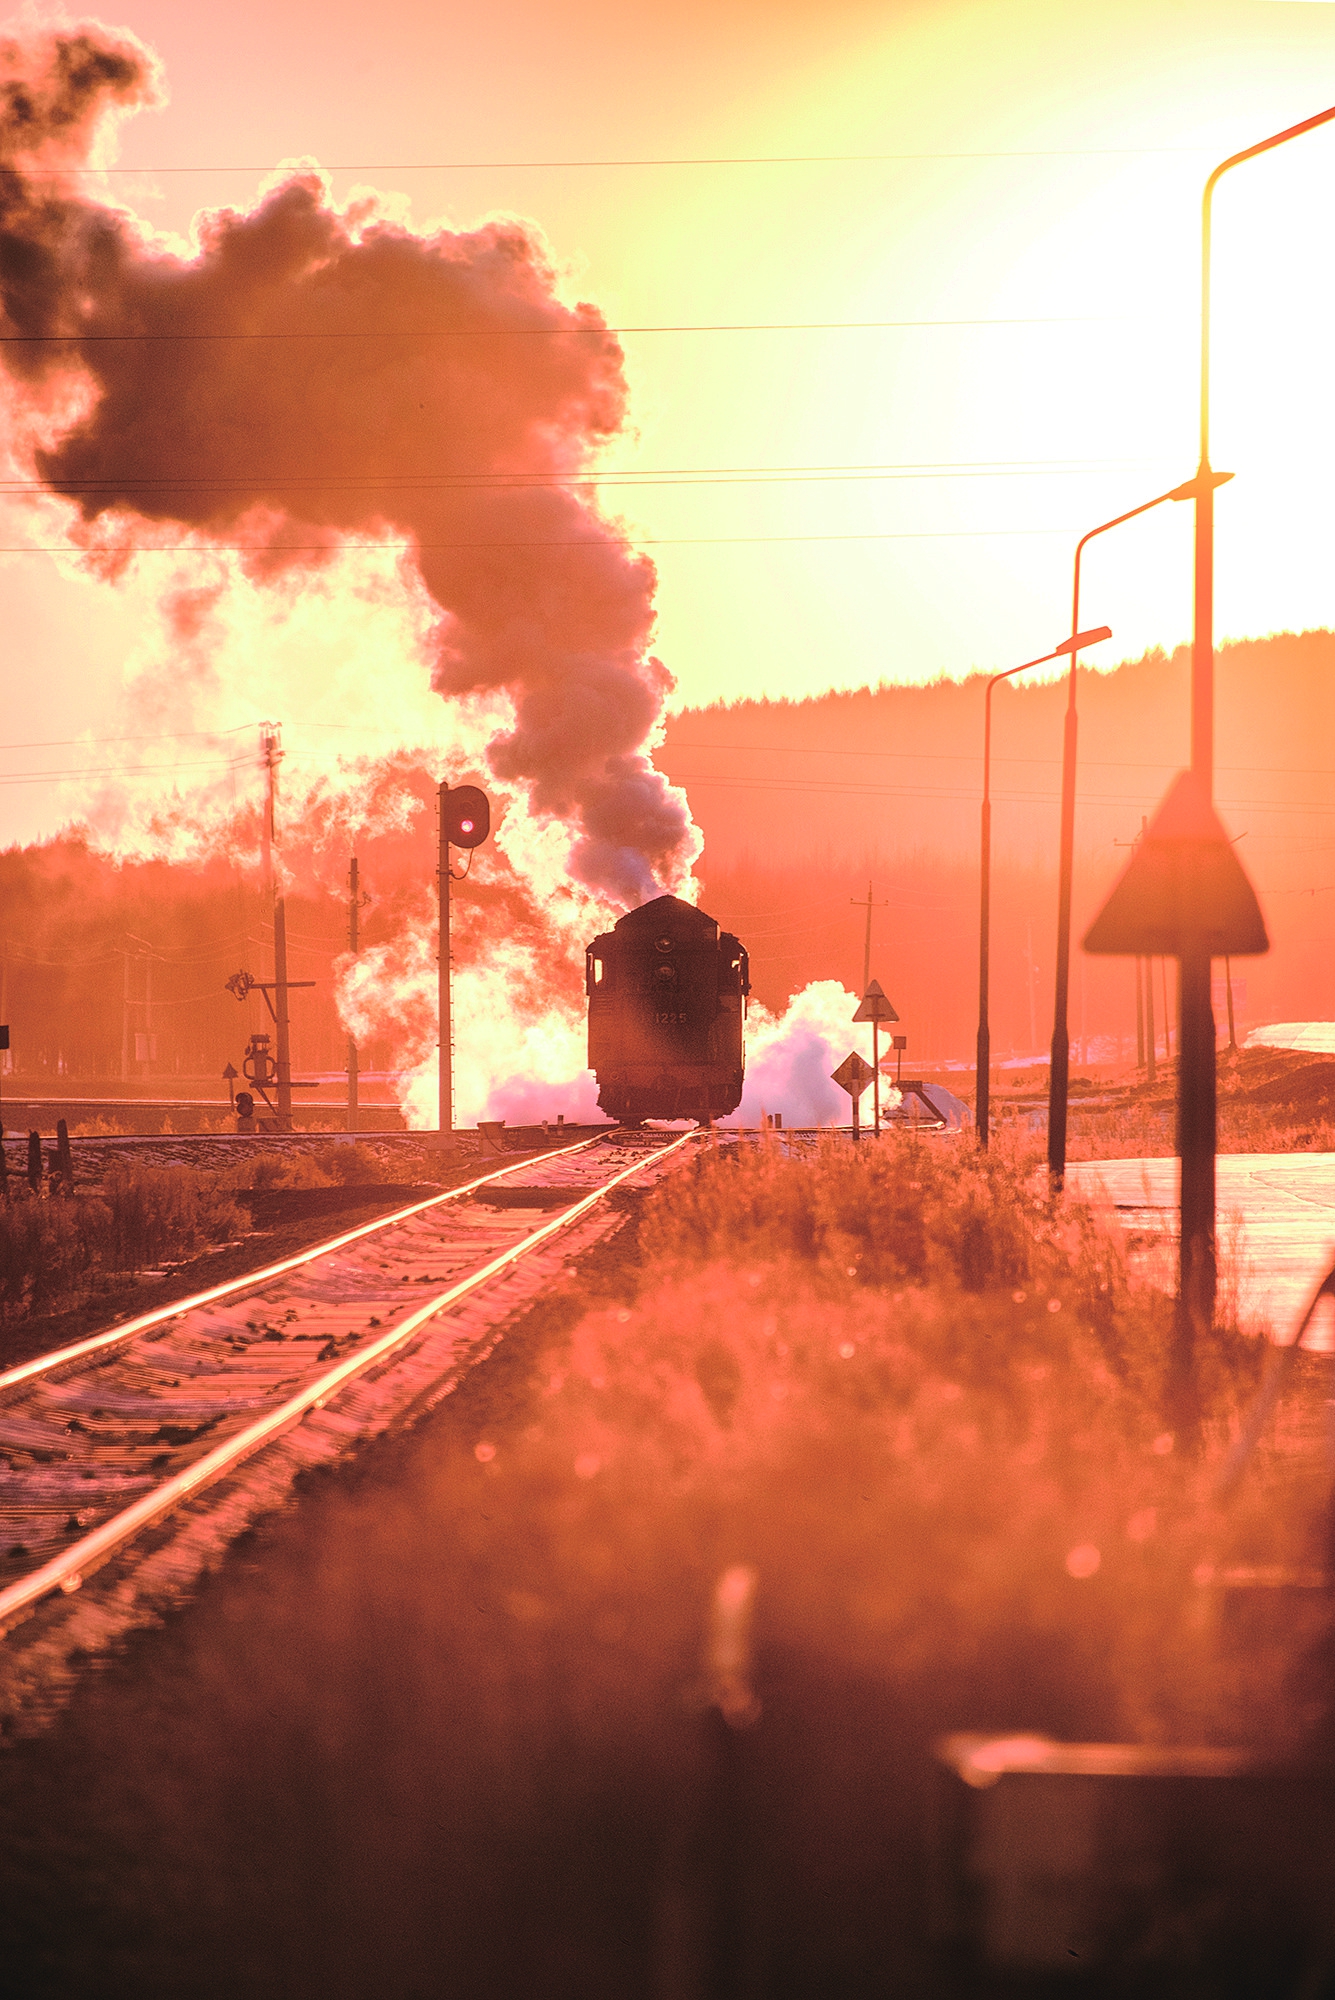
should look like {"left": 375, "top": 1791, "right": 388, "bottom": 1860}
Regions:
{"left": 678, "top": 772, "right": 1335, "bottom": 817}
{"left": 0, "top": 456, "right": 1167, "bottom": 495}
{"left": 18, "top": 145, "right": 1212, "bottom": 177}
{"left": 0, "top": 315, "right": 1120, "bottom": 343}
{"left": 667, "top": 741, "right": 1335, "bottom": 781}
{"left": 0, "top": 527, "right": 1081, "bottom": 556}
{"left": 0, "top": 723, "right": 260, "bottom": 751}
{"left": 0, "top": 756, "right": 252, "bottom": 784}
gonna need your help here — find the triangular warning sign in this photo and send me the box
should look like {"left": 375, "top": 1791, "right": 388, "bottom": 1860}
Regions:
{"left": 852, "top": 979, "right": 899, "bottom": 1024}
{"left": 1084, "top": 771, "right": 1268, "bottom": 958}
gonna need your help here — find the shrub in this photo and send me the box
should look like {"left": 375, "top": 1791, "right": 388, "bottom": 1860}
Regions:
{"left": 0, "top": 1195, "right": 108, "bottom": 1319}
{"left": 223, "top": 1152, "right": 333, "bottom": 1193}
{"left": 322, "top": 1143, "right": 397, "bottom": 1185}
{"left": 100, "top": 1164, "right": 246, "bottom": 1274}
{"left": 0, "top": 1167, "right": 246, "bottom": 1322}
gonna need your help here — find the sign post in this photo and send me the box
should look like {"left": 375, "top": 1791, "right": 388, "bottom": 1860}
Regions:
{"left": 831, "top": 1050, "right": 875, "bottom": 1142}
{"left": 852, "top": 981, "right": 899, "bottom": 1136}
{"left": 1084, "top": 770, "right": 1267, "bottom": 1434}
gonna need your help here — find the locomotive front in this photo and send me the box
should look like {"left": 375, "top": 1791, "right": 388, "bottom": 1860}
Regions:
{"left": 585, "top": 894, "right": 749, "bottom": 1124}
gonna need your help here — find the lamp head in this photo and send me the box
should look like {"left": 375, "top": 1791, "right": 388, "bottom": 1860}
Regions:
{"left": 1169, "top": 471, "right": 1235, "bottom": 501}
{"left": 1053, "top": 625, "right": 1112, "bottom": 657}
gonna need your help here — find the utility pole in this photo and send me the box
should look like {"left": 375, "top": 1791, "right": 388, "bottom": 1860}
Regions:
{"left": 1135, "top": 958, "right": 1145, "bottom": 1070}
{"left": 1223, "top": 957, "right": 1237, "bottom": 1052}
{"left": 1161, "top": 959, "right": 1173, "bottom": 1062}
{"left": 347, "top": 855, "right": 360, "bottom": 1135}
{"left": 850, "top": 882, "right": 887, "bottom": 997}
{"left": 261, "top": 725, "right": 294, "bottom": 1130}
{"left": 121, "top": 949, "right": 130, "bottom": 1081}
{"left": 438, "top": 792, "right": 452, "bottom": 1142}
{"left": 143, "top": 951, "right": 153, "bottom": 1074}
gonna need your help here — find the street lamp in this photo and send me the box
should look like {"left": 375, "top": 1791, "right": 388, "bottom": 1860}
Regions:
{"left": 976, "top": 626, "right": 1112, "bottom": 1149}
{"left": 1178, "top": 101, "right": 1335, "bottom": 1340}
{"left": 1046, "top": 473, "right": 1230, "bottom": 1190}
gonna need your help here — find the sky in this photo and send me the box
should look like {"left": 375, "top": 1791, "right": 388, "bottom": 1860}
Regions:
{"left": 3, "top": 0, "right": 1335, "bottom": 847}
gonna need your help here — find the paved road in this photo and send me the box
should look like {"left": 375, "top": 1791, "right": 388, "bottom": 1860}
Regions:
{"left": 1068, "top": 1151, "right": 1335, "bottom": 1349}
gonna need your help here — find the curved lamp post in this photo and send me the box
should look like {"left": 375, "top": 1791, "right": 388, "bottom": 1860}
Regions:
{"left": 1045, "top": 473, "right": 1229, "bottom": 1189}
{"left": 1177, "top": 102, "right": 1335, "bottom": 1341}
{"left": 976, "top": 626, "right": 1112, "bottom": 1149}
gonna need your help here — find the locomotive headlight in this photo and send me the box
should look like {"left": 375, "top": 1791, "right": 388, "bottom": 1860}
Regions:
{"left": 656, "top": 963, "right": 676, "bottom": 982}
{"left": 654, "top": 937, "right": 674, "bottom": 953}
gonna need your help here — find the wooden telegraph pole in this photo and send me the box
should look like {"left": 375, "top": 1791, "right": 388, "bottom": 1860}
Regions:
{"left": 850, "top": 882, "right": 887, "bottom": 999}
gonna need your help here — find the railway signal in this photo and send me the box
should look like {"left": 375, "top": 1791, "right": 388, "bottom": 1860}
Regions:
{"left": 438, "top": 782, "right": 492, "bottom": 1146}
{"left": 442, "top": 785, "right": 490, "bottom": 849}
{"left": 1084, "top": 769, "right": 1267, "bottom": 1431}
{"left": 225, "top": 969, "right": 319, "bottom": 1130}
{"left": 853, "top": 980, "right": 899, "bottom": 1136}
{"left": 831, "top": 1050, "right": 875, "bottom": 1141}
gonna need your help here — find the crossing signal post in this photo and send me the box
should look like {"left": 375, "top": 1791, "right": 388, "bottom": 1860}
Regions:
{"left": 438, "top": 783, "right": 491, "bottom": 1146}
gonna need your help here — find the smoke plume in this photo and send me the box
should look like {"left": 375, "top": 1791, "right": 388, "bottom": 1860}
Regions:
{"left": 0, "top": 20, "right": 696, "bottom": 905}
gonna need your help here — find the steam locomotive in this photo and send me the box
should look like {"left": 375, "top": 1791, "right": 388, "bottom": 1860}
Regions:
{"left": 585, "top": 894, "right": 750, "bottom": 1124}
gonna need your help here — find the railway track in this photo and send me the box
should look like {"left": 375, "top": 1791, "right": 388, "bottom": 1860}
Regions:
{"left": 0, "top": 1129, "right": 695, "bottom": 1657}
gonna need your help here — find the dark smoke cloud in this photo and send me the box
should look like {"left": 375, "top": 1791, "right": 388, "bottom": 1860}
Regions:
{"left": 0, "top": 23, "right": 695, "bottom": 904}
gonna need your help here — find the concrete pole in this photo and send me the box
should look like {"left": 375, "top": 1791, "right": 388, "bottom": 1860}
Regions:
{"left": 262, "top": 728, "right": 294, "bottom": 1130}
{"left": 347, "top": 854, "right": 360, "bottom": 1135}
{"left": 976, "top": 789, "right": 992, "bottom": 1148}
{"left": 438, "top": 786, "right": 452, "bottom": 1141}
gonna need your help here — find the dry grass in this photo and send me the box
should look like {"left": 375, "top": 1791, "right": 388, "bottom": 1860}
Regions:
{"left": 218, "top": 1142, "right": 414, "bottom": 1193}
{"left": 0, "top": 1166, "right": 246, "bottom": 1322}
{"left": 1067, "top": 1096, "right": 1335, "bottom": 1160}
{"left": 486, "top": 1131, "right": 1333, "bottom": 1753}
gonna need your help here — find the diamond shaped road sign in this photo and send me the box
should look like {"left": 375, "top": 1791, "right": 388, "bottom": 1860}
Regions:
{"left": 852, "top": 979, "right": 900, "bottom": 1025}
{"left": 1084, "top": 770, "right": 1268, "bottom": 960}
{"left": 831, "top": 1051, "right": 876, "bottom": 1099}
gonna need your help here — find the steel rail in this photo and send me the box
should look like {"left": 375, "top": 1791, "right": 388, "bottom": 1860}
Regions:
{"left": 0, "top": 1137, "right": 598, "bottom": 1396}
{"left": 0, "top": 1131, "right": 694, "bottom": 1632}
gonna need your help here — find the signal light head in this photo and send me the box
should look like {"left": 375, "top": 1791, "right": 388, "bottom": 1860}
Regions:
{"left": 441, "top": 783, "right": 490, "bottom": 850}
